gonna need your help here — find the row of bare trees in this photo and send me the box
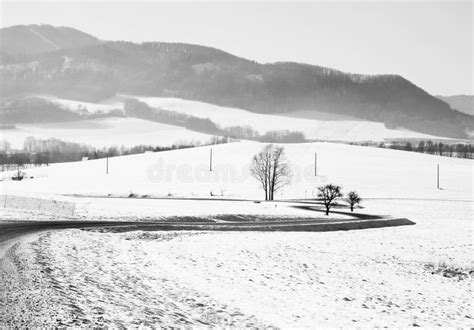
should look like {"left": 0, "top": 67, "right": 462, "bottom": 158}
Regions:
{"left": 125, "top": 99, "right": 306, "bottom": 143}
{"left": 353, "top": 140, "right": 474, "bottom": 159}
{"left": 250, "top": 144, "right": 361, "bottom": 214}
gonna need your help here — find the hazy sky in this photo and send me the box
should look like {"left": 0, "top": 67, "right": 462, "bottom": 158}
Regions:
{"left": 1, "top": 1, "right": 472, "bottom": 95}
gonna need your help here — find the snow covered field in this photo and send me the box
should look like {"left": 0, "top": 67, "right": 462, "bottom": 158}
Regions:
{"left": 0, "top": 117, "right": 215, "bottom": 149}
{"left": 24, "top": 94, "right": 441, "bottom": 142}
{"left": 71, "top": 198, "right": 351, "bottom": 221}
{"left": 128, "top": 95, "right": 439, "bottom": 141}
{"left": 1, "top": 141, "right": 472, "bottom": 327}
{"left": 1, "top": 141, "right": 471, "bottom": 202}
{"left": 1, "top": 199, "right": 472, "bottom": 327}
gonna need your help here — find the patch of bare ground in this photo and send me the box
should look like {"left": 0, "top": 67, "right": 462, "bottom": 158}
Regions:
{"left": 424, "top": 262, "right": 473, "bottom": 281}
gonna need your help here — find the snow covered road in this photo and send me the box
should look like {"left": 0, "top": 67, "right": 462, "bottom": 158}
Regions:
{"left": 0, "top": 199, "right": 472, "bottom": 327}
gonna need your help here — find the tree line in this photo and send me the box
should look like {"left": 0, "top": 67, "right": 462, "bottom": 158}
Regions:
{"left": 0, "top": 97, "right": 123, "bottom": 124}
{"left": 4, "top": 40, "right": 471, "bottom": 139}
{"left": 124, "top": 99, "right": 306, "bottom": 143}
{"left": 351, "top": 140, "right": 474, "bottom": 159}
{"left": 1, "top": 136, "right": 228, "bottom": 170}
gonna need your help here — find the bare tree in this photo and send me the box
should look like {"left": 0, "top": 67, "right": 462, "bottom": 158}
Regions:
{"left": 250, "top": 144, "right": 291, "bottom": 201}
{"left": 317, "top": 184, "right": 343, "bottom": 215}
{"left": 346, "top": 191, "right": 361, "bottom": 212}
{"left": 0, "top": 139, "right": 11, "bottom": 152}
{"left": 10, "top": 153, "right": 29, "bottom": 181}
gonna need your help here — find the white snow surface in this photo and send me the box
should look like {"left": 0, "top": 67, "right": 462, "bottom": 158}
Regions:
{"left": 20, "top": 94, "right": 444, "bottom": 143}
{"left": 0, "top": 117, "right": 216, "bottom": 149}
{"left": 1, "top": 141, "right": 472, "bottom": 327}
{"left": 1, "top": 141, "right": 471, "bottom": 202}
{"left": 71, "top": 198, "right": 350, "bottom": 221}
{"left": 128, "top": 95, "right": 440, "bottom": 141}
{"left": 5, "top": 198, "right": 469, "bottom": 327}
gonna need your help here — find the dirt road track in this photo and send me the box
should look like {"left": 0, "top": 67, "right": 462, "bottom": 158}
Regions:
{"left": 0, "top": 216, "right": 415, "bottom": 257}
{"left": 0, "top": 221, "right": 157, "bottom": 245}
{"left": 0, "top": 221, "right": 157, "bottom": 258}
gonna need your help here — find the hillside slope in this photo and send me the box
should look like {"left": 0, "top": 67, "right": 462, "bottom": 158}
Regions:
{"left": 9, "top": 94, "right": 437, "bottom": 142}
{"left": 0, "top": 24, "right": 101, "bottom": 59}
{"left": 0, "top": 25, "right": 472, "bottom": 139}
{"left": 0, "top": 117, "right": 216, "bottom": 149}
{"left": 436, "top": 95, "right": 474, "bottom": 116}
{"left": 1, "top": 141, "right": 471, "bottom": 201}
{"left": 128, "top": 95, "right": 438, "bottom": 142}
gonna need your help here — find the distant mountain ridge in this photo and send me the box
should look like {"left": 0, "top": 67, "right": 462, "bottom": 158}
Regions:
{"left": 436, "top": 95, "right": 474, "bottom": 116}
{"left": 0, "top": 25, "right": 473, "bottom": 139}
{"left": 0, "top": 24, "right": 101, "bottom": 59}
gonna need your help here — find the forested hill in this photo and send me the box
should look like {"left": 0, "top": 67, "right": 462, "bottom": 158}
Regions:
{"left": 0, "top": 24, "right": 101, "bottom": 58}
{"left": 0, "top": 25, "right": 473, "bottom": 139}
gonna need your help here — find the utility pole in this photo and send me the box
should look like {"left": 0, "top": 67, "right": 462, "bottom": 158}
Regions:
{"left": 106, "top": 153, "right": 109, "bottom": 175}
{"left": 209, "top": 148, "right": 213, "bottom": 171}
{"left": 314, "top": 152, "right": 317, "bottom": 176}
{"left": 437, "top": 163, "right": 439, "bottom": 189}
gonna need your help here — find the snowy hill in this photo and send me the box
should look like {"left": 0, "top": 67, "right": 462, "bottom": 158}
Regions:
{"left": 2, "top": 141, "right": 471, "bottom": 201}
{"left": 129, "top": 95, "right": 440, "bottom": 142}
{"left": 15, "top": 94, "right": 442, "bottom": 144}
{"left": 0, "top": 24, "right": 101, "bottom": 58}
{"left": 1, "top": 24, "right": 472, "bottom": 139}
{"left": 0, "top": 117, "right": 216, "bottom": 149}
